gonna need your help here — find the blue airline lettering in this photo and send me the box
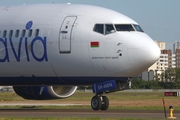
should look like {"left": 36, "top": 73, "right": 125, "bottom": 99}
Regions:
{"left": 31, "top": 37, "right": 48, "bottom": 62}
{"left": 25, "top": 37, "right": 30, "bottom": 61}
{"left": 0, "top": 36, "right": 48, "bottom": 62}
{"left": 9, "top": 37, "right": 23, "bottom": 62}
{"left": 0, "top": 38, "right": 9, "bottom": 62}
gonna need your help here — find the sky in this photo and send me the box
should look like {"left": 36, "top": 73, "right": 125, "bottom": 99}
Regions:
{"left": 0, "top": 0, "right": 180, "bottom": 50}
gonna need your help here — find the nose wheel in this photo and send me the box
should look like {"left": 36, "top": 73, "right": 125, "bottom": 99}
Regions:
{"left": 91, "top": 95, "right": 109, "bottom": 110}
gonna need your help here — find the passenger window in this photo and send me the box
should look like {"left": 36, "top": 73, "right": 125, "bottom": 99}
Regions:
{"left": 93, "top": 24, "right": 104, "bottom": 34}
{"left": 105, "top": 24, "right": 115, "bottom": 35}
{"left": 115, "top": 24, "right": 135, "bottom": 31}
{"left": 35, "top": 29, "right": 39, "bottom": 37}
{"left": 15, "top": 30, "right": 19, "bottom": 38}
{"left": 21, "top": 29, "right": 26, "bottom": 37}
{"left": 9, "top": 30, "right": 13, "bottom": 38}
{"left": 28, "top": 29, "right": 33, "bottom": 37}
{"left": 3, "top": 30, "right": 7, "bottom": 38}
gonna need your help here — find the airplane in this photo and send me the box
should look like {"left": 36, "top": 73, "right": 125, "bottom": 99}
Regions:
{"left": 0, "top": 3, "right": 160, "bottom": 110}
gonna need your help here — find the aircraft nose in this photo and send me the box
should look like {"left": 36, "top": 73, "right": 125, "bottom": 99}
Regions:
{"left": 127, "top": 33, "right": 160, "bottom": 75}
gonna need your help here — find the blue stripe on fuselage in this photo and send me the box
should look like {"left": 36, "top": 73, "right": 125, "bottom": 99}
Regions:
{"left": 0, "top": 77, "right": 129, "bottom": 86}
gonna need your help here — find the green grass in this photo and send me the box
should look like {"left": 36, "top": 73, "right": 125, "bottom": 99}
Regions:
{"left": 0, "top": 91, "right": 175, "bottom": 101}
{"left": 0, "top": 91, "right": 179, "bottom": 111}
{"left": 0, "top": 91, "right": 174, "bottom": 120}
{"left": 108, "top": 92, "right": 165, "bottom": 100}
{"left": 0, "top": 105, "right": 172, "bottom": 110}
{"left": 0, "top": 91, "right": 163, "bottom": 101}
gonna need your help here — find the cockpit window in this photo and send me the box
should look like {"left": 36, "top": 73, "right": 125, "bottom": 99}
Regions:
{"left": 115, "top": 24, "right": 135, "bottom": 31}
{"left": 105, "top": 24, "right": 115, "bottom": 34}
{"left": 93, "top": 24, "right": 115, "bottom": 35}
{"left": 93, "top": 24, "right": 104, "bottom": 34}
{"left": 133, "top": 24, "right": 144, "bottom": 32}
{"left": 94, "top": 24, "right": 144, "bottom": 34}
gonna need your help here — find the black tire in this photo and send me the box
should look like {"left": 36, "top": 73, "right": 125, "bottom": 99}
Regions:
{"left": 91, "top": 96, "right": 102, "bottom": 110}
{"left": 101, "top": 96, "right": 109, "bottom": 110}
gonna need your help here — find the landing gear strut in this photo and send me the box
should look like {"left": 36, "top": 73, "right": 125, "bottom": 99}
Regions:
{"left": 91, "top": 79, "right": 131, "bottom": 110}
{"left": 91, "top": 94, "right": 109, "bottom": 110}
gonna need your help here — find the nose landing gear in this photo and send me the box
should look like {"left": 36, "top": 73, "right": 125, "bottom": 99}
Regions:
{"left": 91, "top": 79, "right": 131, "bottom": 110}
{"left": 91, "top": 95, "right": 109, "bottom": 110}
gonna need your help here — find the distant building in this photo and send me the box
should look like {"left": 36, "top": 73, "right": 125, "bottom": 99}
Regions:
{"left": 148, "top": 41, "right": 176, "bottom": 81}
{"left": 161, "top": 49, "right": 176, "bottom": 69}
{"left": 139, "top": 71, "right": 154, "bottom": 81}
{"left": 172, "top": 54, "right": 176, "bottom": 68}
{"left": 176, "top": 49, "right": 180, "bottom": 68}
{"left": 173, "top": 41, "right": 180, "bottom": 54}
{"left": 154, "top": 41, "right": 166, "bottom": 50}
{"left": 148, "top": 49, "right": 175, "bottom": 79}
{"left": 148, "top": 41, "right": 165, "bottom": 73}
{"left": 141, "top": 40, "right": 180, "bottom": 81}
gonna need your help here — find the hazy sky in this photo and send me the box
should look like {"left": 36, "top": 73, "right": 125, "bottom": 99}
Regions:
{"left": 0, "top": 0, "right": 180, "bottom": 49}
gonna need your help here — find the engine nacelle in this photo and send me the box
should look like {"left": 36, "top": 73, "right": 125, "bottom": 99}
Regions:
{"left": 13, "top": 86, "right": 77, "bottom": 100}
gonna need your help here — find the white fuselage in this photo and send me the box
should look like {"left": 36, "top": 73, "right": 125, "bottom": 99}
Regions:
{"left": 0, "top": 4, "right": 160, "bottom": 85}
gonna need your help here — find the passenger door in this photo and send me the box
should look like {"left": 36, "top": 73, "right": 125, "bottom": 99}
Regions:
{"left": 59, "top": 16, "right": 77, "bottom": 53}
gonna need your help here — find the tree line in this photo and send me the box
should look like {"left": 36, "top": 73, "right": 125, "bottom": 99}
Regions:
{"left": 132, "top": 68, "right": 180, "bottom": 89}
